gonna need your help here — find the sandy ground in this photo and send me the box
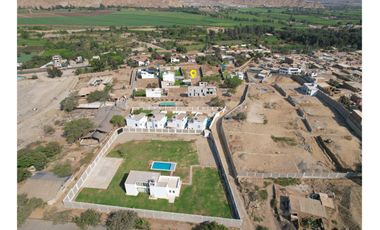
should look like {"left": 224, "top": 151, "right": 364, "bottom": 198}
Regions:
{"left": 225, "top": 81, "right": 333, "bottom": 174}
{"left": 17, "top": 71, "right": 79, "bottom": 149}
{"left": 275, "top": 77, "right": 362, "bottom": 170}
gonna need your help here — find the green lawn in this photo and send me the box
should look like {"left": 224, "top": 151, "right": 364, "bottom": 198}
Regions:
{"left": 75, "top": 140, "right": 232, "bottom": 218}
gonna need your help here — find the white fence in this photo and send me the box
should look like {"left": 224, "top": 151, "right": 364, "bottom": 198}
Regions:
{"left": 237, "top": 171, "right": 359, "bottom": 179}
{"left": 122, "top": 127, "right": 202, "bottom": 134}
{"left": 63, "top": 127, "right": 242, "bottom": 228}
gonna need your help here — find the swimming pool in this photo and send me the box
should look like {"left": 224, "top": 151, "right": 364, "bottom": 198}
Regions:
{"left": 150, "top": 161, "right": 176, "bottom": 172}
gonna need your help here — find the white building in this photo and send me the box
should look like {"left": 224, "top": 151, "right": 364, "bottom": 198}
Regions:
{"left": 126, "top": 113, "right": 148, "bottom": 128}
{"left": 125, "top": 170, "right": 182, "bottom": 203}
{"left": 146, "top": 88, "right": 163, "bottom": 98}
{"left": 162, "top": 71, "right": 175, "bottom": 83}
{"left": 301, "top": 83, "right": 319, "bottom": 96}
{"left": 167, "top": 113, "right": 188, "bottom": 129}
{"left": 170, "top": 57, "right": 180, "bottom": 63}
{"left": 188, "top": 82, "right": 217, "bottom": 97}
{"left": 139, "top": 69, "right": 157, "bottom": 79}
{"left": 147, "top": 113, "right": 167, "bottom": 129}
{"left": 279, "top": 67, "right": 302, "bottom": 75}
{"left": 187, "top": 114, "right": 208, "bottom": 131}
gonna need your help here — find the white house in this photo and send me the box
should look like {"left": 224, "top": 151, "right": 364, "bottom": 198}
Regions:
{"left": 187, "top": 114, "right": 208, "bottom": 131}
{"left": 279, "top": 67, "right": 302, "bottom": 75}
{"left": 147, "top": 113, "right": 167, "bottom": 129}
{"left": 167, "top": 113, "right": 188, "bottom": 129}
{"left": 188, "top": 82, "right": 217, "bottom": 97}
{"left": 170, "top": 57, "right": 180, "bottom": 63}
{"left": 125, "top": 170, "right": 182, "bottom": 203}
{"left": 301, "top": 83, "right": 319, "bottom": 96}
{"left": 162, "top": 71, "right": 175, "bottom": 83}
{"left": 126, "top": 113, "right": 148, "bottom": 128}
{"left": 146, "top": 88, "right": 163, "bottom": 98}
{"left": 139, "top": 69, "right": 157, "bottom": 79}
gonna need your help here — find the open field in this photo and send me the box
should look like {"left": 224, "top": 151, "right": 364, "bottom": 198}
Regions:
{"left": 18, "top": 9, "right": 238, "bottom": 27}
{"left": 224, "top": 81, "right": 335, "bottom": 174}
{"left": 17, "top": 7, "right": 361, "bottom": 27}
{"left": 76, "top": 140, "right": 232, "bottom": 218}
{"left": 273, "top": 76, "right": 362, "bottom": 170}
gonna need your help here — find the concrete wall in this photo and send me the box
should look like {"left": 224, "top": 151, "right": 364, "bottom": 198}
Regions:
{"left": 315, "top": 90, "right": 361, "bottom": 138}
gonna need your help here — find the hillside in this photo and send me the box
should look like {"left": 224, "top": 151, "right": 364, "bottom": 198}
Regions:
{"left": 17, "top": 0, "right": 323, "bottom": 9}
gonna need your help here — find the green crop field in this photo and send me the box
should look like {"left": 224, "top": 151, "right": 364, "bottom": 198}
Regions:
{"left": 75, "top": 140, "right": 232, "bottom": 218}
{"left": 18, "top": 9, "right": 238, "bottom": 27}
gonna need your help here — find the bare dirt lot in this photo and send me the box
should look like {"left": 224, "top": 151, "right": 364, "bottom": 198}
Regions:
{"left": 273, "top": 76, "right": 362, "bottom": 170}
{"left": 17, "top": 71, "right": 78, "bottom": 149}
{"left": 224, "top": 81, "right": 334, "bottom": 174}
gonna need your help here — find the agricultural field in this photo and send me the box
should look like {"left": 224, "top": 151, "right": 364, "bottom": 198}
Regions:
{"left": 18, "top": 7, "right": 362, "bottom": 28}
{"left": 18, "top": 8, "right": 238, "bottom": 27}
{"left": 76, "top": 140, "right": 232, "bottom": 218}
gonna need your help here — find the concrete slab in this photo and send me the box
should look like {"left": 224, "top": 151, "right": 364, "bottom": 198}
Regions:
{"left": 18, "top": 172, "right": 69, "bottom": 203}
{"left": 83, "top": 157, "right": 123, "bottom": 189}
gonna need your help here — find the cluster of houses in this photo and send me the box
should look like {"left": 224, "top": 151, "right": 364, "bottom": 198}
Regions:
{"left": 39, "top": 55, "right": 85, "bottom": 69}
{"left": 126, "top": 110, "right": 209, "bottom": 131}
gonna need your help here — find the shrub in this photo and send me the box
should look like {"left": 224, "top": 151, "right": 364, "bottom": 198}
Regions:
{"left": 256, "top": 225, "right": 269, "bottom": 230}
{"left": 87, "top": 89, "right": 110, "bottom": 103}
{"left": 43, "top": 125, "right": 55, "bottom": 135}
{"left": 17, "top": 168, "right": 31, "bottom": 182}
{"left": 47, "top": 67, "right": 63, "bottom": 78}
{"left": 192, "top": 221, "right": 228, "bottom": 230}
{"left": 17, "top": 151, "right": 48, "bottom": 170}
{"left": 52, "top": 161, "right": 73, "bottom": 177}
{"left": 73, "top": 209, "right": 101, "bottom": 229}
{"left": 18, "top": 194, "right": 45, "bottom": 226}
{"left": 273, "top": 178, "right": 301, "bottom": 187}
{"left": 224, "top": 76, "right": 242, "bottom": 89}
{"left": 110, "top": 115, "right": 125, "bottom": 127}
{"left": 60, "top": 92, "right": 79, "bottom": 112}
{"left": 208, "top": 97, "right": 225, "bottom": 107}
{"left": 63, "top": 118, "right": 94, "bottom": 143}
{"left": 31, "top": 75, "right": 38, "bottom": 79}
{"left": 106, "top": 210, "right": 148, "bottom": 230}
{"left": 43, "top": 207, "right": 72, "bottom": 224}
{"left": 270, "top": 135, "right": 297, "bottom": 146}
{"left": 232, "top": 112, "right": 246, "bottom": 121}
{"left": 258, "top": 190, "right": 268, "bottom": 201}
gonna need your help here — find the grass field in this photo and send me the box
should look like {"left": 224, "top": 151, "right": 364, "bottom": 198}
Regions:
{"left": 75, "top": 140, "right": 232, "bottom": 218}
{"left": 18, "top": 9, "right": 238, "bottom": 27}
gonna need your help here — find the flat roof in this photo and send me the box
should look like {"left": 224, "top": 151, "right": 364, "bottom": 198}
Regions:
{"left": 156, "top": 176, "right": 180, "bottom": 189}
{"left": 125, "top": 170, "right": 160, "bottom": 185}
{"left": 289, "top": 195, "right": 326, "bottom": 218}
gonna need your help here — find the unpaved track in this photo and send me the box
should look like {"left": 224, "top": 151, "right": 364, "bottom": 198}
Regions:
{"left": 17, "top": 73, "right": 78, "bottom": 149}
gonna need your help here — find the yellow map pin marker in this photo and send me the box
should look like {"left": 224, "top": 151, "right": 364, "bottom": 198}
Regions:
{"left": 190, "top": 69, "right": 197, "bottom": 79}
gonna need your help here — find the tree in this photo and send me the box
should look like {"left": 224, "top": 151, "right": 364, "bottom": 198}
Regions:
{"left": 18, "top": 194, "right": 45, "bottom": 226}
{"left": 224, "top": 76, "right": 242, "bottom": 89}
{"left": 17, "top": 168, "right": 31, "bottom": 182}
{"left": 87, "top": 87, "right": 111, "bottom": 103}
{"left": 208, "top": 97, "right": 225, "bottom": 107}
{"left": 63, "top": 118, "right": 94, "bottom": 143}
{"left": 192, "top": 221, "right": 228, "bottom": 230}
{"left": 73, "top": 209, "right": 101, "bottom": 229}
{"left": 106, "top": 210, "right": 148, "bottom": 230}
{"left": 52, "top": 160, "right": 73, "bottom": 177}
{"left": 60, "top": 92, "right": 79, "bottom": 112}
{"left": 17, "top": 151, "right": 48, "bottom": 170}
{"left": 47, "top": 67, "right": 63, "bottom": 78}
{"left": 91, "top": 59, "right": 106, "bottom": 72}
{"left": 110, "top": 115, "right": 125, "bottom": 127}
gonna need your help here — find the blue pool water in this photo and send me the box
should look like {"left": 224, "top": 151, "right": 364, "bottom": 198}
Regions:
{"left": 150, "top": 161, "right": 176, "bottom": 171}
